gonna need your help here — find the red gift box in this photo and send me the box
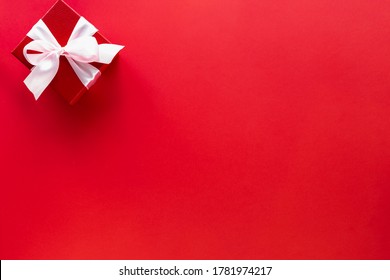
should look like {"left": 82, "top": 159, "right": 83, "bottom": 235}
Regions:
{"left": 12, "top": 0, "right": 119, "bottom": 104}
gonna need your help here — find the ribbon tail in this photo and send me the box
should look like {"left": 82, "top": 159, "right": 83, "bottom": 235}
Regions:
{"left": 66, "top": 57, "right": 101, "bottom": 89}
{"left": 96, "top": 44, "right": 124, "bottom": 64}
{"left": 24, "top": 52, "right": 60, "bottom": 100}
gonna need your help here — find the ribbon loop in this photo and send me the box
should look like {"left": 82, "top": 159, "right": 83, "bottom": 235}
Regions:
{"left": 23, "top": 17, "right": 124, "bottom": 100}
{"left": 65, "top": 37, "right": 99, "bottom": 63}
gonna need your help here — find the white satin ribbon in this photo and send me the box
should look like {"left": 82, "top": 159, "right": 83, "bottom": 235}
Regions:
{"left": 23, "top": 17, "right": 124, "bottom": 100}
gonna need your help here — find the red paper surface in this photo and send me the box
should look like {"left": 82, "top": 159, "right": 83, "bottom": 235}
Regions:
{"left": 1, "top": 0, "right": 390, "bottom": 259}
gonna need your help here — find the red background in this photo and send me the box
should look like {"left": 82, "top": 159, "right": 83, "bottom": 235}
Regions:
{"left": 1, "top": 0, "right": 390, "bottom": 259}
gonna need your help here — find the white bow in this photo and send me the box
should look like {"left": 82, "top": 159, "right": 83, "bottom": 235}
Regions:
{"left": 23, "top": 17, "right": 124, "bottom": 100}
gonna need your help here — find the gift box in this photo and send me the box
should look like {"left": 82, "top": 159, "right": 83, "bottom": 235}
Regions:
{"left": 12, "top": 0, "right": 123, "bottom": 104}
